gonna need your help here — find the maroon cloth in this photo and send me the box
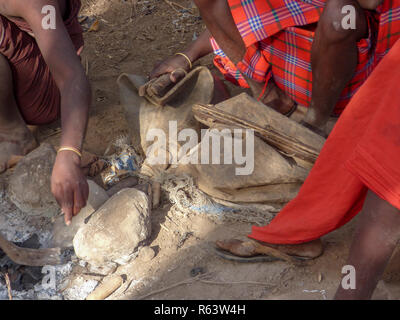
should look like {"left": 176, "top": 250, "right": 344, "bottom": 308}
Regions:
{"left": 0, "top": 0, "right": 84, "bottom": 125}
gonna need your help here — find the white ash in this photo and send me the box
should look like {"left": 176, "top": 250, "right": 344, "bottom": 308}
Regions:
{"left": 0, "top": 262, "right": 73, "bottom": 300}
{"left": 63, "top": 277, "right": 99, "bottom": 300}
{"left": 0, "top": 196, "right": 53, "bottom": 245}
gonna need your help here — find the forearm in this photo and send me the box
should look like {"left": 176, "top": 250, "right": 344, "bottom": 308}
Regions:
{"left": 59, "top": 76, "right": 91, "bottom": 153}
{"left": 183, "top": 29, "right": 213, "bottom": 63}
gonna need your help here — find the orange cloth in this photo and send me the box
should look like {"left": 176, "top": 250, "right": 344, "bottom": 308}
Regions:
{"left": 249, "top": 38, "right": 400, "bottom": 245}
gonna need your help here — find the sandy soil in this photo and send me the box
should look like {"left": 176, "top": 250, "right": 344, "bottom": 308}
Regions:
{"left": 5, "top": 0, "right": 400, "bottom": 300}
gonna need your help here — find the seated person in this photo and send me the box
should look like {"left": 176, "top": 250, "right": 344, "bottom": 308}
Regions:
{"left": 150, "top": 0, "right": 400, "bottom": 135}
{"left": 0, "top": 0, "right": 90, "bottom": 224}
{"left": 216, "top": 38, "right": 400, "bottom": 300}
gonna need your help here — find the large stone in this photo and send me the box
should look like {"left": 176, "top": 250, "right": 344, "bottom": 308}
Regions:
{"left": 51, "top": 180, "right": 109, "bottom": 248}
{"left": 73, "top": 188, "right": 151, "bottom": 266}
{"left": 7, "top": 143, "right": 58, "bottom": 218}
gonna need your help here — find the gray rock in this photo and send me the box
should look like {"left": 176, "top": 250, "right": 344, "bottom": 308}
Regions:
{"left": 7, "top": 143, "right": 58, "bottom": 218}
{"left": 73, "top": 188, "right": 151, "bottom": 266}
{"left": 51, "top": 180, "right": 109, "bottom": 248}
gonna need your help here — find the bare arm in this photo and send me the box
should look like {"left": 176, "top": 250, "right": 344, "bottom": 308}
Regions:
{"left": 8, "top": 0, "right": 91, "bottom": 224}
{"left": 182, "top": 29, "right": 213, "bottom": 65}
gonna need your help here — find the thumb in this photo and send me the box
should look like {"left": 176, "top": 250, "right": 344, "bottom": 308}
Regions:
{"left": 170, "top": 69, "right": 187, "bottom": 83}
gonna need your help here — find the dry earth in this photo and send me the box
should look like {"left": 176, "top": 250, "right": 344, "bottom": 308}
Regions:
{"left": 2, "top": 0, "right": 400, "bottom": 300}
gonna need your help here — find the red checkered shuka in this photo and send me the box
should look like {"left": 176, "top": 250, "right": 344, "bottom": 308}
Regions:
{"left": 211, "top": 0, "right": 400, "bottom": 114}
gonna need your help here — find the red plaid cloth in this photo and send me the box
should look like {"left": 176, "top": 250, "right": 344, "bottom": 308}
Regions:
{"left": 212, "top": 0, "right": 400, "bottom": 114}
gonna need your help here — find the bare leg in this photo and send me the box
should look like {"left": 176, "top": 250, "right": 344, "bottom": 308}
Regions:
{"left": 335, "top": 191, "right": 400, "bottom": 300}
{"left": 0, "top": 54, "right": 37, "bottom": 173}
{"left": 211, "top": 75, "right": 231, "bottom": 104}
{"left": 248, "top": 78, "right": 297, "bottom": 115}
{"left": 303, "top": 0, "right": 368, "bottom": 132}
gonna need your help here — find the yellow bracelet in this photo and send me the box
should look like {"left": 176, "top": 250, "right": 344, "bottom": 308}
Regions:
{"left": 175, "top": 52, "right": 192, "bottom": 70}
{"left": 58, "top": 146, "right": 82, "bottom": 158}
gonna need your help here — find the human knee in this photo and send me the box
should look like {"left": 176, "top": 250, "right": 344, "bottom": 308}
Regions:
{"left": 193, "top": 0, "right": 211, "bottom": 9}
{"left": 193, "top": 0, "right": 224, "bottom": 10}
{"left": 319, "top": 0, "right": 367, "bottom": 43}
{"left": 357, "top": 0, "right": 382, "bottom": 10}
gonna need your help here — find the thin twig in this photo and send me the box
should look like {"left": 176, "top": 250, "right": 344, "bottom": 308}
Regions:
{"left": 199, "top": 279, "right": 275, "bottom": 287}
{"left": 135, "top": 274, "right": 275, "bottom": 300}
{"left": 130, "top": 0, "right": 138, "bottom": 21}
{"left": 159, "top": 223, "right": 171, "bottom": 233}
{"left": 163, "top": 0, "right": 194, "bottom": 14}
{"left": 85, "top": 57, "right": 89, "bottom": 76}
{"left": 163, "top": 0, "right": 180, "bottom": 13}
{"left": 168, "top": 1, "right": 194, "bottom": 12}
{"left": 4, "top": 272, "right": 12, "bottom": 300}
{"left": 41, "top": 128, "right": 62, "bottom": 139}
{"left": 135, "top": 274, "right": 206, "bottom": 300}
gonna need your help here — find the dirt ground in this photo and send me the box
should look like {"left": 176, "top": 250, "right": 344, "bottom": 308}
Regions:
{"left": 7, "top": 0, "right": 400, "bottom": 300}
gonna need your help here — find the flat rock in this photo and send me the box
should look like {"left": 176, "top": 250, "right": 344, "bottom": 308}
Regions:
{"left": 8, "top": 143, "right": 58, "bottom": 218}
{"left": 51, "top": 180, "right": 109, "bottom": 248}
{"left": 73, "top": 188, "right": 151, "bottom": 266}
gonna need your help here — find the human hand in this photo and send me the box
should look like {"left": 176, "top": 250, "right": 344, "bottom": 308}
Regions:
{"left": 51, "top": 151, "right": 89, "bottom": 225}
{"left": 150, "top": 53, "right": 192, "bottom": 82}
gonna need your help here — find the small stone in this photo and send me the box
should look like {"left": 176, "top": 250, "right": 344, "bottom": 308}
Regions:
{"left": 317, "top": 272, "right": 323, "bottom": 283}
{"left": 8, "top": 143, "right": 58, "bottom": 218}
{"left": 51, "top": 180, "right": 109, "bottom": 248}
{"left": 73, "top": 188, "right": 152, "bottom": 266}
{"left": 71, "top": 254, "right": 79, "bottom": 264}
{"left": 78, "top": 260, "right": 88, "bottom": 268}
{"left": 138, "top": 246, "right": 156, "bottom": 262}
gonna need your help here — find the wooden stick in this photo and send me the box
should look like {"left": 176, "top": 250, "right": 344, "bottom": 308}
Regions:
{"left": 7, "top": 155, "right": 24, "bottom": 169}
{"left": 163, "top": 0, "right": 194, "bottom": 14}
{"left": 0, "top": 233, "right": 64, "bottom": 267}
{"left": 4, "top": 272, "right": 12, "bottom": 300}
{"left": 193, "top": 103, "right": 321, "bottom": 163}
